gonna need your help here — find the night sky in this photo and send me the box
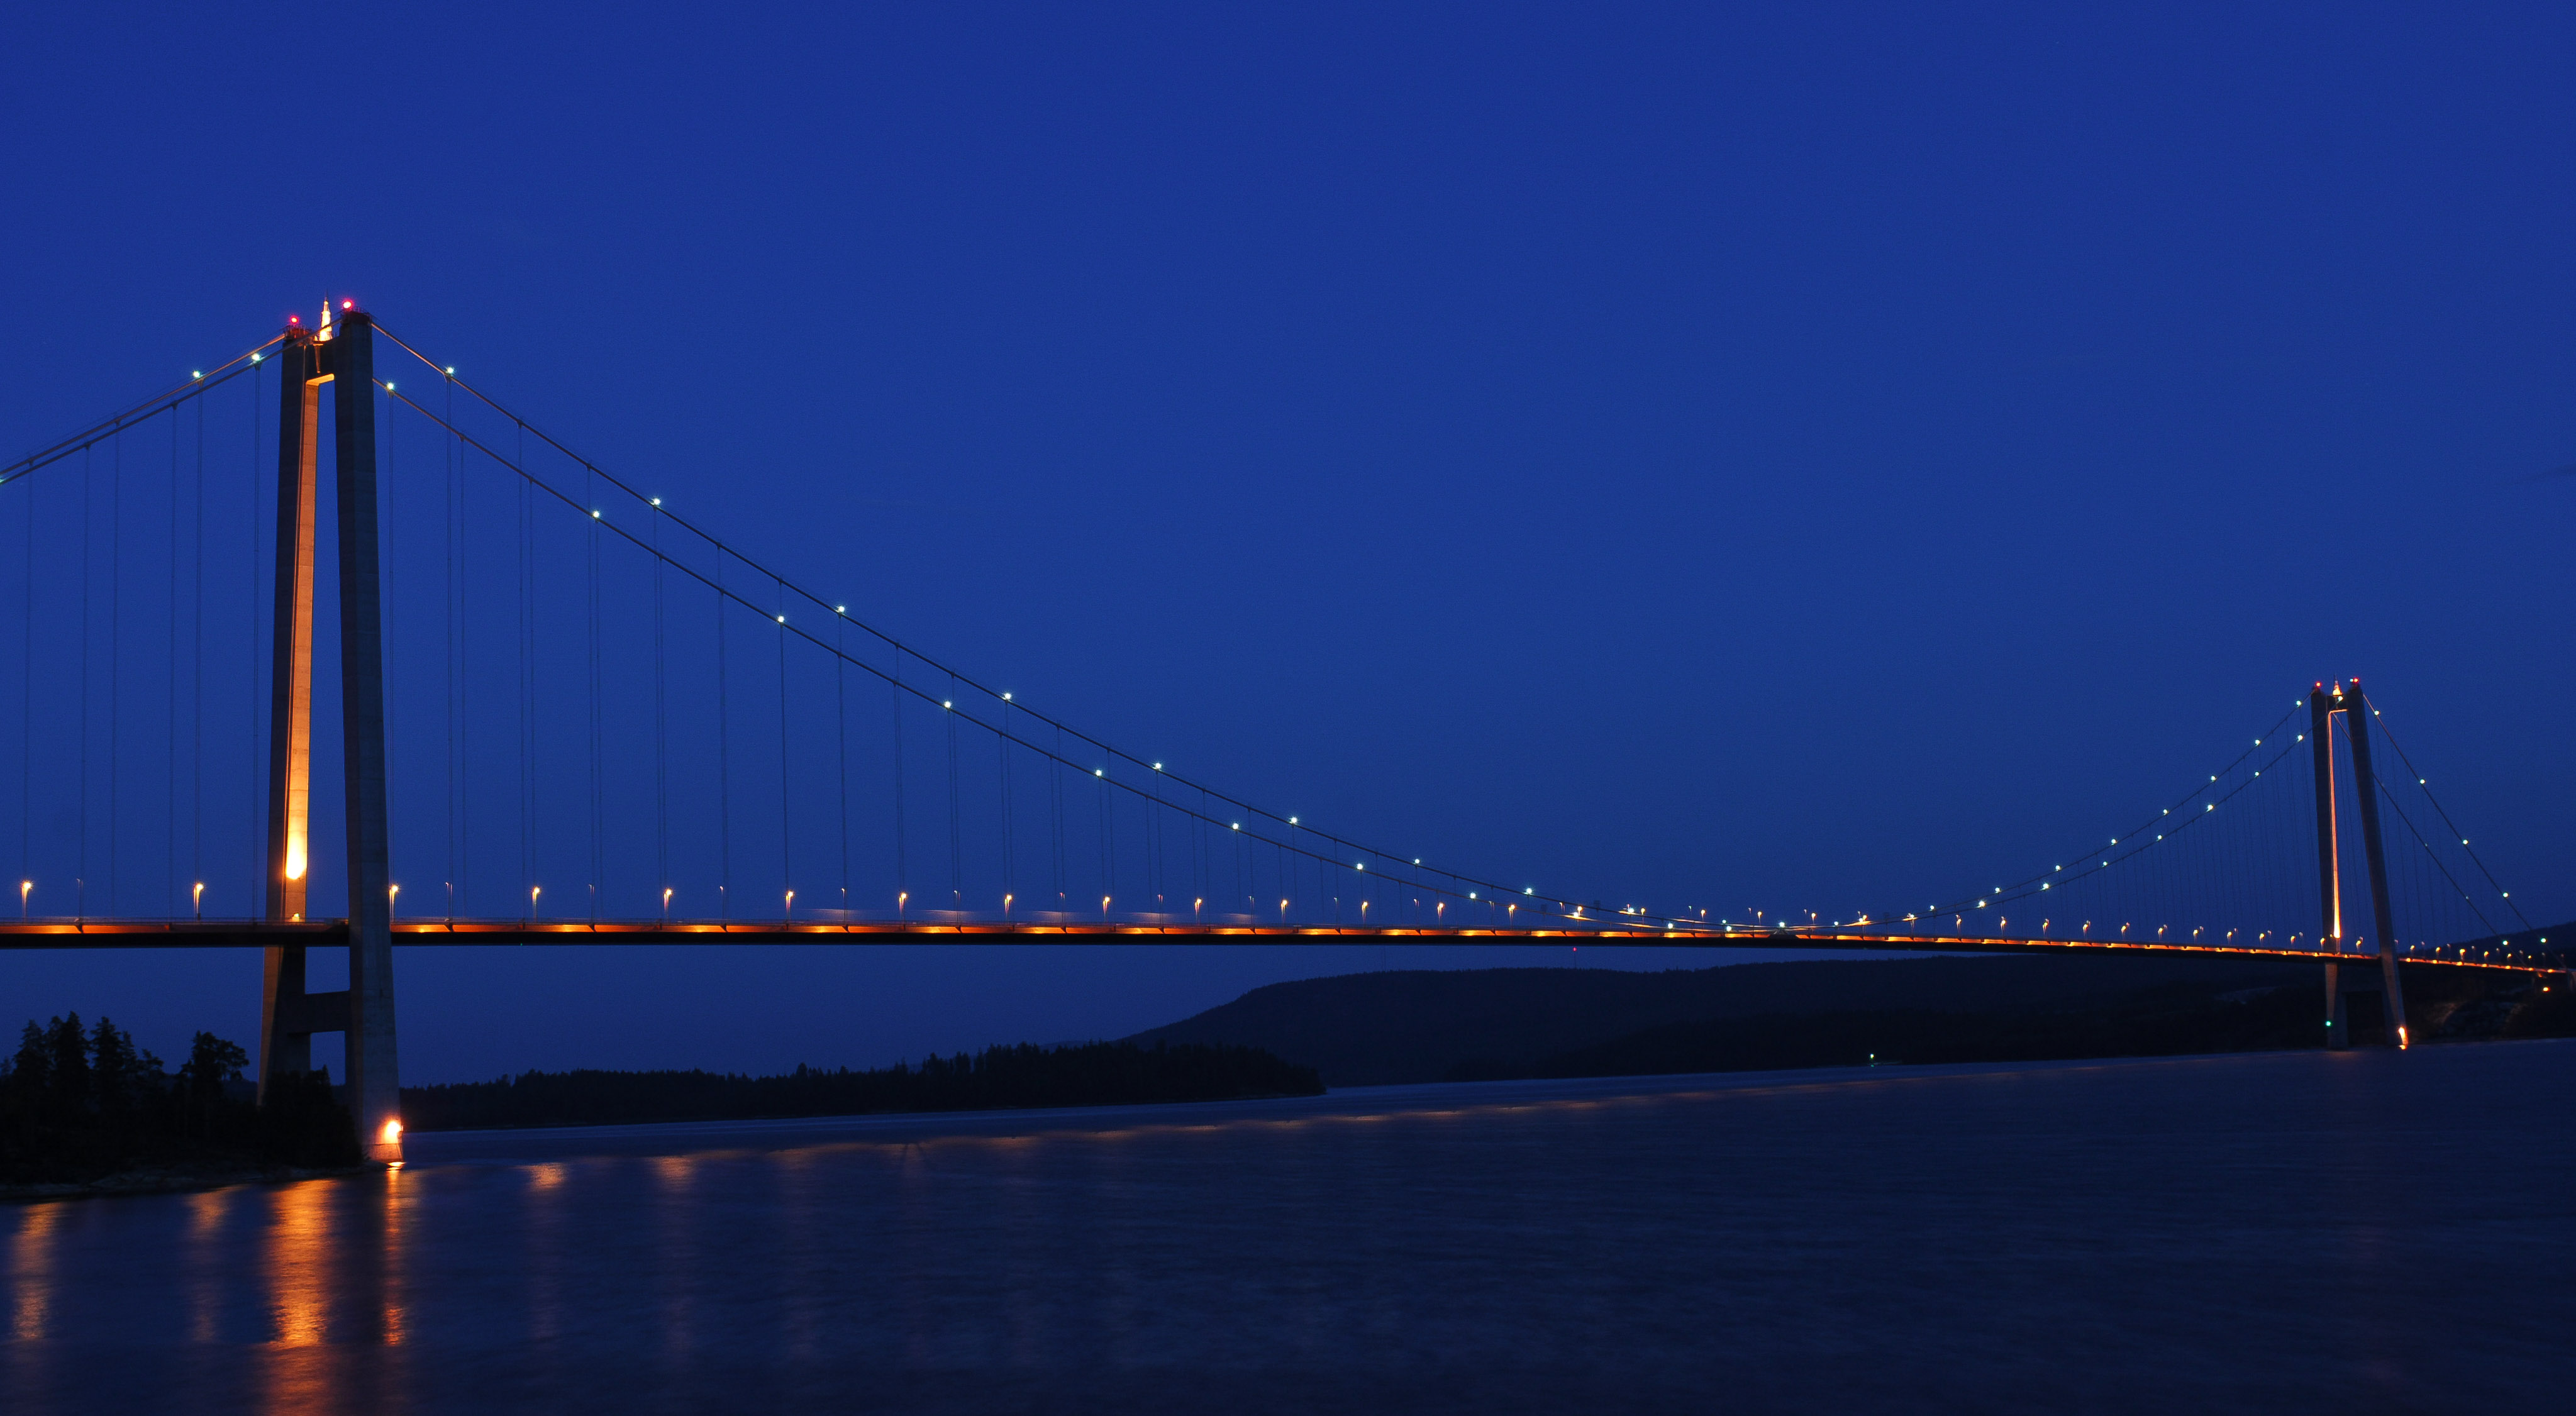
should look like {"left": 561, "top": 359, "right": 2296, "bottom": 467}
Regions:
{"left": 4, "top": 6, "right": 2572, "bottom": 1081}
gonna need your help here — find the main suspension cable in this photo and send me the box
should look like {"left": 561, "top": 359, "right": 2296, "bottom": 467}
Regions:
{"left": 371, "top": 326, "right": 1587, "bottom": 920}
{"left": 374, "top": 375, "right": 1662, "bottom": 929}
{"left": 0, "top": 340, "right": 280, "bottom": 488}
{"left": 2361, "top": 695, "right": 2529, "bottom": 931}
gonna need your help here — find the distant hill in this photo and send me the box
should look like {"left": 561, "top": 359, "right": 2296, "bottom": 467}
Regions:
{"left": 402, "top": 1041, "right": 1323, "bottom": 1132}
{"left": 1126, "top": 955, "right": 2323, "bottom": 1085}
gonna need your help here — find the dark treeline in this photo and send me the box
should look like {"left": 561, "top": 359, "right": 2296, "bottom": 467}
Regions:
{"left": 1448, "top": 966, "right": 2576, "bottom": 1083}
{"left": 401, "top": 1040, "right": 1326, "bottom": 1132}
{"left": 1, "top": 1014, "right": 357, "bottom": 1188}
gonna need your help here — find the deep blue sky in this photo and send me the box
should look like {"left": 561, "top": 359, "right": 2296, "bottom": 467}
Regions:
{"left": 4, "top": 4, "right": 2573, "bottom": 1080}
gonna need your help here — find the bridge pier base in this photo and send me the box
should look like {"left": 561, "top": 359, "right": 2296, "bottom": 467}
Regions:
{"left": 2323, "top": 958, "right": 2412, "bottom": 1049}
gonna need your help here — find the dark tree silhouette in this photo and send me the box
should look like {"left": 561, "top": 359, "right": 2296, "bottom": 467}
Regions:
{"left": 1, "top": 1014, "right": 355, "bottom": 1187}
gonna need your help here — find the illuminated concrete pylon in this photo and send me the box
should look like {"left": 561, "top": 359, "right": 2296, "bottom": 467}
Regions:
{"left": 2308, "top": 680, "right": 2411, "bottom": 1050}
{"left": 255, "top": 305, "right": 402, "bottom": 1163}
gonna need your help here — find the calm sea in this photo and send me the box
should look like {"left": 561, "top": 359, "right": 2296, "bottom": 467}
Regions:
{"left": 4, "top": 1041, "right": 2570, "bottom": 1414}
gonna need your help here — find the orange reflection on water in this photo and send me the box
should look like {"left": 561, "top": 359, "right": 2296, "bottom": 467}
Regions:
{"left": 655, "top": 1152, "right": 699, "bottom": 1354}
{"left": 257, "top": 1180, "right": 355, "bottom": 1416}
{"left": 379, "top": 1164, "right": 408, "bottom": 1345}
{"left": 264, "top": 1180, "right": 336, "bottom": 1346}
{"left": 525, "top": 1162, "right": 569, "bottom": 1341}
{"left": 185, "top": 1188, "right": 234, "bottom": 1344}
{"left": 9, "top": 1202, "right": 62, "bottom": 1340}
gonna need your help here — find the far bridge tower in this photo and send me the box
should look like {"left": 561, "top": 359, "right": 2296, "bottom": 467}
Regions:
{"left": 2309, "top": 679, "right": 2409, "bottom": 1049}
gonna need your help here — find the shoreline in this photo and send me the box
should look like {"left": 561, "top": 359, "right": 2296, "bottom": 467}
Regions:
{"left": 2, "top": 1163, "right": 369, "bottom": 1205}
{"left": 400, "top": 1039, "right": 2575, "bottom": 1170}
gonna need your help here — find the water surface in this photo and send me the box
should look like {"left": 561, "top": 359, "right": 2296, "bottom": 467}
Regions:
{"left": 6, "top": 1043, "right": 2570, "bottom": 1413}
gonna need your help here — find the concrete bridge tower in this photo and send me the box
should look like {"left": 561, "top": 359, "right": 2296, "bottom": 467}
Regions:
{"left": 2309, "top": 680, "right": 2410, "bottom": 1049}
{"left": 253, "top": 303, "right": 402, "bottom": 1163}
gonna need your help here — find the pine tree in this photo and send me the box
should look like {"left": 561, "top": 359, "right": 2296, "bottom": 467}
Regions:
{"left": 177, "top": 1032, "right": 248, "bottom": 1137}
{"left": 6, "top": 1021, "right": 47, "bottom": 1102}
{"left": 89, "top": 1015, "right": 139, "bottom": 1117}
{"left": 44, "top": 1013, "right": 89, "bottom": 1117}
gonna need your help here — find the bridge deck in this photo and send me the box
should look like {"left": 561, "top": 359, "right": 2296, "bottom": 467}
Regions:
{"left": 0, "top": 918, "right": 2555, "bottom": 971}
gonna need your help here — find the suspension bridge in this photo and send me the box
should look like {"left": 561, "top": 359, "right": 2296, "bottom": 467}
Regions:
{"left": 0, "top": 304, "right": 2562, "bottom": 1160}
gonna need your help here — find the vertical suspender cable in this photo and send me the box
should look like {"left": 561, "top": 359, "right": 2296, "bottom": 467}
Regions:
{"left": 653, "top": 500, "right": 667, "bottom": 912}
{"left": 380, "top": 383, "right": 392, "bottom": 919}
{"left": 946, "top": 672, "right": 960, "bottom": 910}
{"left": 777, "top": 576, "right": 791, "bottom": 920}
{"left": 997, "top": 714, "right": 1013, "bottom": 913}
{"left": 458, "top": 387, "right": 472, "bottom": 917}
{"left": 717, "top": 549, "right": 731, "bottom": 919}
{"left": 446, "top": 373, "right": 460, "bottom": 916}
{"left": 192, "top": 389, "right": 204, "bottom": 905}
{"left": 79, "top": 446, "right": 91, "bottom": 918}
{"left": 168, "top": 408, "right": 178, "bottom": 912}
{"left": 109, "top": 430, "right": 120, "bottom": 915}
{"left": 835, "top": 609, "right": 847, "bottom": 914}
{"left": 589, "top": 467, "right": 603, "bottom": 922}
{"left": 247, "top": 360, "right": 262, "bottom": 904}
{"left": 1050, "top": 723, "right": 1065, "bottom": 912}
{"left": 892, "top": 655, "right": 906, "bottom": 913}
{"left": 519, "top": 424, "right": 533, "bottom": 913}
{"left": 20, "top": 433, "right": 35, "bottom": 902}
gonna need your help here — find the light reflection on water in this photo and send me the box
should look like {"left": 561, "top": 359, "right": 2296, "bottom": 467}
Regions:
{"left": 184, "top": 1189, "right": 228, "bottom": 1346}
{"left": 1, "top": 1044, "right": 2572, "bottom": 1414}
{"left": 8, "top": 1202, "right": 58, "bottom": 1341}
{"left": 522, "top": 1163, "right": 565, "bottom": 1344}
{"left": 651, "top": 1149, "right": 697, "bottom": 1358}
{"left": 265, "top": 1179, "right": 332, "bottom": 1347}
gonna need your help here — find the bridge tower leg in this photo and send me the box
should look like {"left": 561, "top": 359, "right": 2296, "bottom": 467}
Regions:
{"left": 258, "top": 332, "right": 323, "bottom": 1097}
{"left": 2308, "top": 680, "right": 2407, "bottom": 1051}
{"left": 253, "top": 309, "right": 402, "bottom": 1161}
{"left": 2343, "top": 682, "right": 2410, "bottom": 1047}
{"left": 2309, "top": 687, "right": 2346, "bottom": 1049}
{"left": 331, "top": 312, "right": 402, "bottom": 1161}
